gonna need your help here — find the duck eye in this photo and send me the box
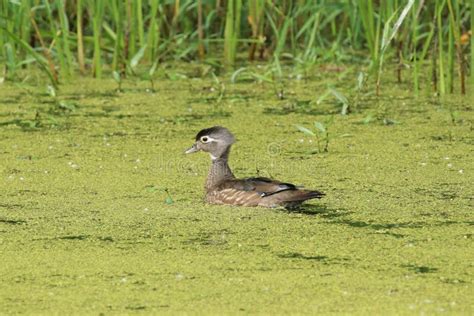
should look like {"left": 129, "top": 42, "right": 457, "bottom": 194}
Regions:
{"left": 201, "top": 136, "right": 209, "bottom": 143}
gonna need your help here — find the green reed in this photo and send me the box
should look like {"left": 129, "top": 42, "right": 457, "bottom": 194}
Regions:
{"left": 224, "top": 0, "right": 242, "bottom": 68}
{"left": 471, "top": 0, "right": 474, "bottom": 87}
{"left": 0, "top": 0, "right": 471, "bottom": 96}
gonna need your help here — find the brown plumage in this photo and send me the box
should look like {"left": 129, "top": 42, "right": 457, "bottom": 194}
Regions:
{"left": 185, "top": 126, "right": 324, "bottom": 208}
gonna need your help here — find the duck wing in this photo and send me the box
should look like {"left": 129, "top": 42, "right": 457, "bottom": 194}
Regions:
{"left": 217, "top": 176, "right": 289, "bottom": 192}
{"left": 210, "top": 177, "right": 324, "bottom": 207}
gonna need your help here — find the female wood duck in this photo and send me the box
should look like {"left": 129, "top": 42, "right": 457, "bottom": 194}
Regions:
{"left": 185, "top": 126, "right": 324, "bottom": 208}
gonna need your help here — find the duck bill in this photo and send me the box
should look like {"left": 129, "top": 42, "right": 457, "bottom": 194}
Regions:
{"left": 185, "top": 143, "right": 199, "bottom": 154}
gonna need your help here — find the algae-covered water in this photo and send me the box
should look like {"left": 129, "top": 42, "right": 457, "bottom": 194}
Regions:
{"left": 0, "top": 69, "right": 473, "bottom": 314}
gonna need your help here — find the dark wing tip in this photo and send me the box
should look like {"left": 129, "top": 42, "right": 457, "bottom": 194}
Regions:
{"left": 307, "top": 190, "right": 325, "bottom": 199}
{"left": 284, "top": 190, "right": 325, "bottom": 202}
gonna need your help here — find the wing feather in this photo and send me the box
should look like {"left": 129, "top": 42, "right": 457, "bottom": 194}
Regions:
{"left": 208, "top": 177, "right": 324, "bottom": 207}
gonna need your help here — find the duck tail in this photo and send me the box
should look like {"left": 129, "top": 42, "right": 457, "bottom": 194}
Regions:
{"left": 295, "top": 190, "right": 325, "bottom": 201}
{"left": 277, "top": 189, "right": 325, "bottom": 203}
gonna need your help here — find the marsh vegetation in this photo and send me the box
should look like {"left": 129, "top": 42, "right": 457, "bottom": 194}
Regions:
{"left": 0, "top": 0, "right": 473, "bottom": 314}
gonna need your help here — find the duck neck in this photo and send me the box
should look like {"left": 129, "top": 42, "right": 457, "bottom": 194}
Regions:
{"left": 206, "top": 147, "right": 234, "bottom": 190}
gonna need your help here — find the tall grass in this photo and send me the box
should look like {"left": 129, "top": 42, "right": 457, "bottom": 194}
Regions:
{"left": 0, "top": 0, "right": 471, "bottom": 95}
{"left": 224, "top": 0, "right": 242, "bottom": 68}
{"left": 471, "top": 0, "right": 474, "bottom": 87}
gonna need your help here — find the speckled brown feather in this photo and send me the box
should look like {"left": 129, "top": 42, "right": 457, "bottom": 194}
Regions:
{"left": 206, "top": 177, "right": 324, "bottom": 208}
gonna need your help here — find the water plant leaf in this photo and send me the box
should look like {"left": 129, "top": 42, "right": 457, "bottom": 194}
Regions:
{"left": 4, "top": 43, "right": 16, "bottom": 72}
{"left": 231, "top": 67, "right": 247, "bottom": 83}
{"left": 251, "top": 73, "right": 273, "bottom": 83}
{"left": 326, "top": 116, "right": 335, "bottom": 126}
{"left": 357, "top": 72, "right": 366, "bottom": 91}
{"left": 45, "top": 114, "right": 59, "bottom": 126}
{"left": 211, "top": 72, "right": 220, "bottom": 84}
{"left": 363, "top": 114, "right": 373, "bottom": 124}
{"left": 295, "top": 125, "right": 315, "bottom": 136}
{"left": 17, "top": 58, "right": 36, "bottom": 67}
{"left": 57, "top": 101, "right": 77, "bottom": 112}
{"left": 47, "top": 85, "right": 56, "bottom": 97}
{"left": 165, "top": 196, "right": 174, "bottom": 205}
{"left": 130, "top": 45, "right": 147, "bottom": 69}
{"left": 329, "top": 88, "right": 348, "bottom": 103}
{"left": 341, "top": 104, "right": 349, "bottom": 115}
{"left": 449, "top": 110, "right": 460, "bottom": 124}
{"left": 20, "top": 119, "right": 38, "bottom": 129}
{"left": 381, "top": 0, "right": 415, "bottom": 52}
{"left": 149, "top": 59, "right": 159, "bottom": 77}
{"left": 272, "top": 54, "right": 282, "bottom": 78}
{"left": 383, "top": 118, "right": 400, "bottom": 125}
{"left": 329, "top": 88, "right": 349, "bottom": 115}
{"left": 166, "top": 72, "right": 187, "bottom": 81}
{"left": 316, "top": 90, "right": 331, "bottom": 105}
{"left": 145, "top": 185, "right": 158, "bottom": 193}
{"left": 314, "top": 122, "right": 326, "bottom": 133}
{"left": 163, "top": 188, "right": 174, "bottom": 204}
{"left": 112, "top": 71, "right": 121, "bottom": 83}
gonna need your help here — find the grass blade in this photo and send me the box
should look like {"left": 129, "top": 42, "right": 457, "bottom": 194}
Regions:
{"left": 295, "top": 125, "right": 315, "bottom": 136}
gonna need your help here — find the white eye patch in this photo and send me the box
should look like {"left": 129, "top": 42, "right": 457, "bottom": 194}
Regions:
{"left": 200, "top": 136, "right": 217, "bottom": 143}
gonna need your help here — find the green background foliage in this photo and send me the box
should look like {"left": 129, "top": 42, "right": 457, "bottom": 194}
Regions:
{"left": 0, "top": 0, "right": 472, "bottom": 95}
